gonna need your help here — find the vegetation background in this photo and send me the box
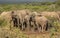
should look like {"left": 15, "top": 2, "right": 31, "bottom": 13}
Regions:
{"left": 0, "top": 0, "right": 60, "bottom": 13}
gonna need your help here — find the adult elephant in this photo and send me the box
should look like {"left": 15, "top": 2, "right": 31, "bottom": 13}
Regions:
{"left": 10, "top": 10, "right": 29, "bottom": 30}
{"left": 11, "top": 11, "right": 18, "bottom": 27}
{"left": 29, "top": 12, "right": 38, "bottom": 32}
{"left": 16, "top": 10, "right": 31, "bottom": 31}
{"left": 20, "top": 11, "right": 38, "bottom": 31}
{"left": 22, "top": 11, "right": 35, "bottom": 31}
{"left": 23, "top": 13, "right": 31, "bottom": 31}
{"left": 41, "top": 12, "right": 60, "bottom": 21}
{"left": 34, "top": 14, "right": 49, "bottom": 32}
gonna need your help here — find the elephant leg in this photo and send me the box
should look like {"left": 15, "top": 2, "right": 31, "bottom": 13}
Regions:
{"left": 13, "top": 21, "right": 16, "bottom": 27}
{"left": 30, "top": 22, "right": 34, "bottom": 32}
{"left": 27, "top": 21, "right": 30, "bottom": 31}
{"left": 17, "top": 18, "right": 20, "bottom": 28}
{"left": 21, "top": 22, "right": 23, "bottom": 31}
{"left": 35, "top": 22, "right": 39, "bottom": 32}
{"left": 21, "top": 20, "right": 24, "bottom": 31}
{"left": 38, "top": 24, "right": 41, "bottom": 32}
{"left": 23, "top": 21, "right": 26, "bottom": 31}
{"left": 16, "top": 18, "right": 18, "bottom": 27}
{"left": 24, "top": 21, "right": 27, "bottom": 30}
{"left": 13, "top": 18, "right": 18, "bottom": 27}
{"left": 43, "top": 25, "right": 46, "bottom": 32}
{"left": 34, "top": 21, "right": 38, "bottom": 32}
{"left": 22, "top": 18, "right": 26, "bottom": 31}
{"left": 24, "top": 21, "right": 27, "bottom": 31}
{"left": 19, "top": 25, "right": 22, "bottom": 30}
{"left": 46, "top": 22, "right": 49, "bottom": 31}
{"left": 19, "top": 19, "right": 22, "bottom": 30}
{"left": 33, "top": 22, "right": 36, "bottom": 32}
{"left": 29, "top": 22, "right": 31, "bottom": 31}
{"left": 42, "top": 25, "right": 44, "bottom": 32}
{"left": 29, "top": 21, "right": 31, "bottom": 31}
{"left": 43, "top": 23, "right": 48, "bottom": 32}
{"left": 32, "top": 22, "right": 36, "bottom": 32}
{"left": 19, "top": 20, "right": 22, "bottom": 30}
{"left": 30, "top": 22, "right": 33, "bottom": 30}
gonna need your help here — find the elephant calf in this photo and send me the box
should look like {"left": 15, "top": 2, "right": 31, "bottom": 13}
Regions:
{"left": 34, "top": 14, "right": 48, "bottom": 32}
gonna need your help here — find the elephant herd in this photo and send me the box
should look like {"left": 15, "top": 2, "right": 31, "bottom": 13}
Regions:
{"left": 10, "top": 10, "right": 50, "bottom": 32}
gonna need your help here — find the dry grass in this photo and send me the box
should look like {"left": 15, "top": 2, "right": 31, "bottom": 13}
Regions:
{"left": 0, "top": 26, "right": 60, "bottom": 38}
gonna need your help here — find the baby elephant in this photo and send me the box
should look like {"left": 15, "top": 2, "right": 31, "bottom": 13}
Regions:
{"left": 34, "top": 15, "right": 48, "bottom": 32}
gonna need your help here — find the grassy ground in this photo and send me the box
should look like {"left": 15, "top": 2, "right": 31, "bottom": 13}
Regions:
{"left": 0, "top": 26, "right": 60, "bottom": 38}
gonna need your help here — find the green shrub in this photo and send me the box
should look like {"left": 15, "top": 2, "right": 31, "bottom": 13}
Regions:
{"left": 46, "top": 16, "right": 60, "bottom": 32}
{"left": 0, "top": 2, "right": 60, "bottom": 12}
{"left": 0, "top": 18, "right": 7, "bottom": 26}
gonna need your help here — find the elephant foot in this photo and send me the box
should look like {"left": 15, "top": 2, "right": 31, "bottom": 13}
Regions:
{"left": 22, "top": 29, "right": 25, "bottom": 31}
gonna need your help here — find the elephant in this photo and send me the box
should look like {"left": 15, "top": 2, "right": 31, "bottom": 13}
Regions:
{"left": 34, "top": 14, "right": 49, "bottom": 32}
{"left": 29, "top": 12, "right": 38, "bottom": 32}
{"left": 11, "top": 11, "right": 23, "bottom": 28}
{"left": 11, "top": 11, "right": 18, "bottom": 27}
{"left": 41, "top": 12, "right": 60, "bottom": 21}
{"left": 21, "top": 11, "right": 38, "bottom": 31}
{"left": 16, "top": 10, "right": 31, "bottom": 31}
{"left": 23, "top": 13, "right": 31, "bottom": 31}
{"left": 11, "top": 11, "right": 49, "bottom": 32}
{"left": 22, "top": 11, "right": 35, "bottom": 31}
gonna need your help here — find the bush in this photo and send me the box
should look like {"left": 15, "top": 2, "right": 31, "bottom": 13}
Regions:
{"left": 0, "top": 1, "right": 60, "bottom": 12}
{"left": 46, "top": 16, "right": 60, "bottom": 32}
{"left": 0, "top": 18, "right": 7, "bottom": 26}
